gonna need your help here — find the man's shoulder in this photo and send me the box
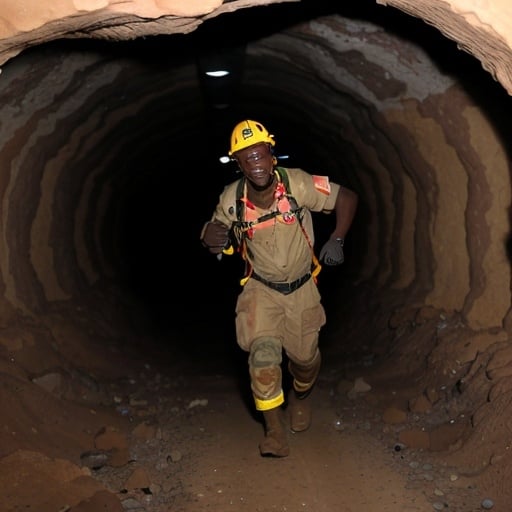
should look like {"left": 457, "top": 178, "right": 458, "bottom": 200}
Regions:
{"left": 218, "top": 177, "right": 243, "bottom": 198}
{"left": 278, "top": 167, "right": 306, "bottom": 181}
{"left": 283, "top": 167, "right": 337, "bottom": 185}
{"left": 216, "top": 178, "right": 243, "bottom": 219}
{"left": 279, "top": 167, "right": 314, "bottom": 188}
{"left": 281, "top": 167, "right": 338, "bottom": 200}
{"left": 279, "top": 167, "right": 305, "bottom": 175}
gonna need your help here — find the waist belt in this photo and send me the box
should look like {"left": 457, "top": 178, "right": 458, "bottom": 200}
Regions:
{"left": 251, "top": 272, "right": 311, "bottom": 295}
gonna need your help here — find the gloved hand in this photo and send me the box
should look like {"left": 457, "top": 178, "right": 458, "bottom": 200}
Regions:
{"left": 201, "top": 220, "right": 230, "bottom": 254}
{"left": 319, "top": 238, "right": 344, "bottom": 266}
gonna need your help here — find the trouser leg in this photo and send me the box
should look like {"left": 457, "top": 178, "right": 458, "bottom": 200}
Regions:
{"left": 287, "top": 349, "right": 321, "bottom": 432}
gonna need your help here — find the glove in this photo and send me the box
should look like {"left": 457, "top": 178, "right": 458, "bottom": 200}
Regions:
{"left": 319, "top": 238, "right": 344, "bottom": 266}
{"left": 201, "top": 220, "right": 230, "bottom": 254}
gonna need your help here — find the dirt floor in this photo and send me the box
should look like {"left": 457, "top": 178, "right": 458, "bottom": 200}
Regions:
{"left": 0, "top": 286, "right": 511, "bottom": 511}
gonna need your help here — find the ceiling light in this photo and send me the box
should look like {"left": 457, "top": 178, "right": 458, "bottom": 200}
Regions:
{"left": 205, "top": 70, "right": 230, "bottom": 78}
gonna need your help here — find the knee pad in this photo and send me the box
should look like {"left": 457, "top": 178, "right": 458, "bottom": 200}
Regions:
{"left": 288, "top": 348, "right": 321, "bottom": 394}
{"left": 249, "top": 337, "right": 283, "bottom": 408}
{"left": 249, "top": 336, "right": 282, "bottom": 368}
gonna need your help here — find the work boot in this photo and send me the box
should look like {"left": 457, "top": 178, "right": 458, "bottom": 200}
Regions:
{"left": 259, "top": 407, "right": 290, "bottom": 457}
{"left": 288, "top": 389, "right": 312, "bottom": 433}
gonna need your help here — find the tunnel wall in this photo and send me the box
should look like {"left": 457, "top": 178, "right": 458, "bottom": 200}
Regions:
{"left": 0, "top": 10, "right": 510, "bottom": 335}
{"left": 0, "top": 46, "right": 203, "bottom": 313}
{"left": 2, "top": 2, "right": 512, "bottom": 503}
{"left": 244, "top": 16, "right": 512, "bottom": 330}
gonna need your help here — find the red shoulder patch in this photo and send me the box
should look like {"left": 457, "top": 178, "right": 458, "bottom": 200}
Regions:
{"left": 312, "top": 175, "right": 331, "bottom": 195}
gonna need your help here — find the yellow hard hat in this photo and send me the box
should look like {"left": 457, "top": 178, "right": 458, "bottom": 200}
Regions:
{"left": 228, "top": 120, "right": 275, "bottom": 156}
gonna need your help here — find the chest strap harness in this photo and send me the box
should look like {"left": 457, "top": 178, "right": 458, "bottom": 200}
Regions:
{"left": 227, "top": 168, "right": 322, "bottom": 291}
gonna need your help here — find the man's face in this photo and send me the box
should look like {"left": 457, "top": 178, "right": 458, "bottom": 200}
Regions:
{"left": 234, "top": 143, "right": 274, "bottom": 189}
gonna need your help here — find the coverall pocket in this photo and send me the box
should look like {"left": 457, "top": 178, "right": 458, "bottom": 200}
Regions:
{"left": 302, "top": 304, "right": 326, "bottom": 335}
{"left": 295, "top": 304, "right": 326, "bottom": 361}
{"left": 235, "top": 286, "right": 258, "bottom": 352}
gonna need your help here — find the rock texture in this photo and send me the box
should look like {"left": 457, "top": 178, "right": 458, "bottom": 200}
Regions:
{"left": 1, "top": 0, "right": 512, "bottom": 510}
{"left": 0, "top": 1, "right": 511, "bottom": 95}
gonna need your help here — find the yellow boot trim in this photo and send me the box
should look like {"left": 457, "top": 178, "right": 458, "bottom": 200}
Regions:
{"left": 254, "top": 390, "right": 285, "bottom": 411}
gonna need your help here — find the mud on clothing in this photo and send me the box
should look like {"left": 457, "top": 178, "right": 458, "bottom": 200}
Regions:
{"left": 209, "top": 167, "right": 340, "bottom": 361}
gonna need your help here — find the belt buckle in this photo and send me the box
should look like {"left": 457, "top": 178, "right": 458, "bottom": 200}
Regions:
{"left": 252, "top": 272, "right": 309, "bottom": 295}
{"left": 283, "top": 275, "right": 303, "bottom": 294}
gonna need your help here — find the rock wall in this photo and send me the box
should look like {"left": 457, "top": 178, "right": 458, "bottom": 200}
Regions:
{"left": 1, "top": 0, "right": 512, "bottom": 505}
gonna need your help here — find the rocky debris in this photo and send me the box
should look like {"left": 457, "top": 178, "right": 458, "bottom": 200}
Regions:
{"left": 80, "top": 450, "right": 111, "bottom": 470}
{"left": 327, "top": 375, "right": 490, "bottom": 512}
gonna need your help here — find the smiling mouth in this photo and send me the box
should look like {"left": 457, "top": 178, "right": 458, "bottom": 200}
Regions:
{"left": 249, "top": 172, "right": 275, "bottom": 191}
{"left": 251, "top": 171, "right": 267, "bottom": 180}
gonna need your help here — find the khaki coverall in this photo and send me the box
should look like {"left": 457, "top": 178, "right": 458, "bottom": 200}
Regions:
{"left": 210, "top": 167, "right": 340, "bottom": 410}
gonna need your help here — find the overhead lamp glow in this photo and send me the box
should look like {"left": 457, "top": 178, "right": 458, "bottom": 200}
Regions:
{"left": 205, "top": 70, "right": 230, "bottom": 78}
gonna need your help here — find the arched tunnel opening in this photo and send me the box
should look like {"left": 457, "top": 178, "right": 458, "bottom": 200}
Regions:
{"left": 1, "top": 1, "right": 512, "bottom": 510}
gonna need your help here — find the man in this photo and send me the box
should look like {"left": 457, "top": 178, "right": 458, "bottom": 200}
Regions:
{"left": 200, "top": 119, "right": 358, "bottom": 457}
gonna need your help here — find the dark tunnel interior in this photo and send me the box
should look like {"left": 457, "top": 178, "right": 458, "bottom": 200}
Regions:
{"left": 5, "top": 3, "right": 512, "bottom": 508}
{"left": 88, "top": 2, "right": 487, "bottom": 350}
{"left": 72, "top": 4, "right": 381, "bottom": 343}
{"left": 4, "top": 0, "right": 507, "bottom": 366}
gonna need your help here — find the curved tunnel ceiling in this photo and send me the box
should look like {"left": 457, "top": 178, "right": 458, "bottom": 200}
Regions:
{"left": 1, "top": 0, "right": 512, "bottom": 503}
